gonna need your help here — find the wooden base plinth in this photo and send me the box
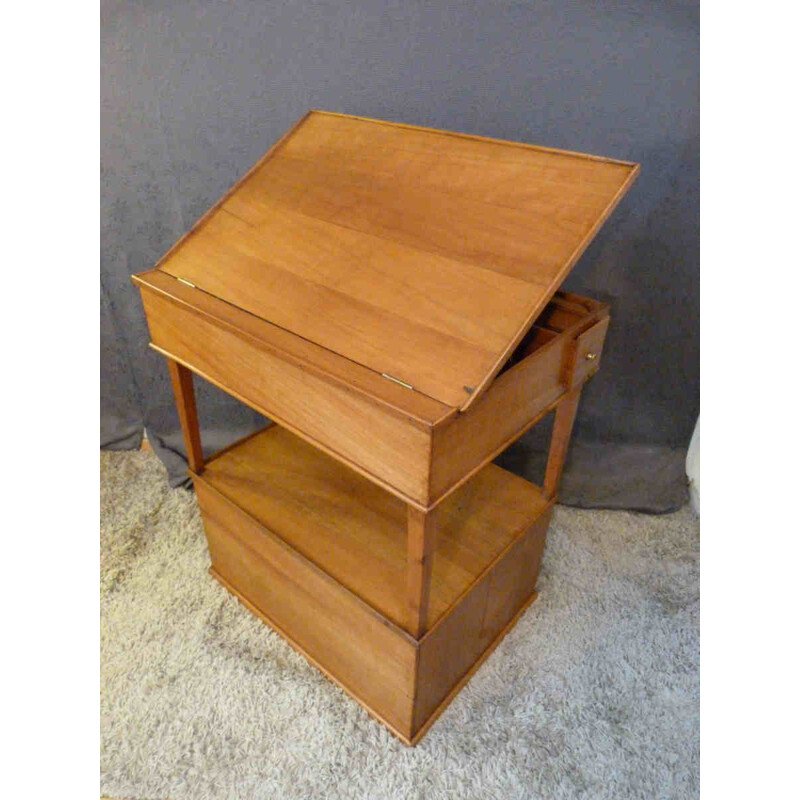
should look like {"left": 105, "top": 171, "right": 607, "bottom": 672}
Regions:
{"left": 193, "top": 426, "right": 552, "bottom": 744}
{"left": 209, "top": 566, "right": 541, "bottom": 746}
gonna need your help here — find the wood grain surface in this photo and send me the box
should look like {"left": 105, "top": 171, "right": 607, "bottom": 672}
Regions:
{"left": 196, "top": 425, "right": 550, "bottom": 632}
{"left": 192, "top": 425, "right": 555, "bottom": 742}
{"left": 154, "top": 110, "right": 638, "bottom": 409}
{"left": 138, "top": 284, "right": 436, "bottom": 504}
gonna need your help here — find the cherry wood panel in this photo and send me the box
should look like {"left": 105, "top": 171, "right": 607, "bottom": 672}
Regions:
{"left": 428, "top": 295, "right": 610, "bottom": 503}
{"left": 196, "top": 425, "right": 550, "bottom": 632}
{"left": 159, "top": 205, "right": 529, "bottom": 407}
{"left": 208, "top": 566, "right": 417, "bottom": 744}
{"left": 413, "top": 508, "right": 551, "bottom": 734}
{"left": 139, "top": 286, "right": 434, "bottom": 504}
{"left": 285, "top": 111, "right": 637, "bottom": 216}
{"left": 149, "top": 110, "right": 638, "bottom": 409}
{"left": 220, "top": 199, "right": 536, "bottom": 351}
{"left": 429, "top": 336, "right": 568, "bottom": 501}
{"left": 133, "top": 269, "right": 453, "bottom": 427}
{"left": 198, "top": 489, "right": 417, "bottom": 738}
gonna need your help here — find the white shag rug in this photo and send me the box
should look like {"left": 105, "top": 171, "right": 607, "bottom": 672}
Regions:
{"left": 100, "top": 450, "right": 699, "bottom": 800}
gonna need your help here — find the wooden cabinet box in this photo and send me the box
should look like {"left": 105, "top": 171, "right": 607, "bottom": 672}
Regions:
{"left": 133, "top": 111, "right": 638, "bottom": 744}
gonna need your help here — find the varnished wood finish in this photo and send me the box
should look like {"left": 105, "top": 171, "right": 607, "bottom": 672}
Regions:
{"left": 134, "top": 268, "right": 453, "bottom": 427}
{"left": 152, "top": 110, "right": 637, "bottom": 410}
{"left": 132, "top": 112, "right": 628, "bottom": 744}
{"left": 163, "top": 199, "right": 537, "bottom": 408}
{"left": 430, "top": 334, "right": 566, "bottom": 502}
{"left": 406, "top": 507, "right": 437, "bottom": 637}
{"left": 194, "top": 425, "right": 553, "bottom": 742}
{"left": 198, "top": 490, "right": 417, "bottom": 737}
{"left": 166, "top": 359, "right": 203, "bottom": 472}
{"left": 567, "top": 315, "right": 611, "bottom": 387}
{"left": 138, "top": 268, "right": 609, "bottom": 508}
{"left": 209, "top": 566, "right": 418, "bottom": 745}
{"left": 408, "top": 587, "right": 542, "bottom": 745}
{"left": 194, "top": 425, "right": 550, "bottom": 632}
{"left": 138, "top": 283, "right": 436, "bottom": 505}
{"left": 544, "top": 388, "right": 582, "bottom": 499}
{"left": 429, "top": 296, "right": 609, "bottom": 504}
{"left": 414, "top": 509, "right": 551, "bottom": 732}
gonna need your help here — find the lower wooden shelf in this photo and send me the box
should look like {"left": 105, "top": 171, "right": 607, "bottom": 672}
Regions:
{"left": 191, "top": 424, "right": 553, "bottom": 744}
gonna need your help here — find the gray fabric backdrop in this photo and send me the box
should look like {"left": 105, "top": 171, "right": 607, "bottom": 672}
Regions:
{"left": 101, "top": 0, "right": 699, "bottom": 512}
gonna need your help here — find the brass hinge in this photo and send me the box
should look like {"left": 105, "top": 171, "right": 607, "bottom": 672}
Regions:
{"left": 176, "top": 277, "right": 196, "bottom": 288}
{"left": 381, "top": 373, "right": 414, "bottom": 390}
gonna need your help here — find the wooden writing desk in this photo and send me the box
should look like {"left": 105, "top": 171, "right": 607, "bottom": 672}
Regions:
{"left": 133, "top": 110, "right": 638, "bottom": 744}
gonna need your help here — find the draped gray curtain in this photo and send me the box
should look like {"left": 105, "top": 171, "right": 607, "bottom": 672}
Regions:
{"left": 101, "top": 0, "right": 699, "bottom": 512}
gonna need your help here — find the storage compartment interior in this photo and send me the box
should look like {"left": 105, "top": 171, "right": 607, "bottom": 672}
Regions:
{"left": 499, "top": 292, "right": 596, "bottom": 375}
{"left": 198, "top": 425, "right": 550, "bottom": 630}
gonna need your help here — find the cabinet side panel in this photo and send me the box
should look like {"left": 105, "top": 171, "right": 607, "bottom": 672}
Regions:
{"left": 413, "top": 508, "right": 551, "bottom": 736}
{"left": 430, "top": 342, "right": 567, "bottom": 501}
{"left": 140, "top": 287, "right": 431, "bottom": 504}
{"left": 481, "top": 507, "right": 551, "bottom": 636}
{"left": 195, "top": 479, "right": 417, "bottom": 739}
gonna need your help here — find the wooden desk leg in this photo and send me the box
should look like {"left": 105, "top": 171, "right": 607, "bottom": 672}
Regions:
{"left": 166, "top": 359, "right": 204, "bottom": 473}
{"left": 406, "top": 506, "right": 437, "bottom": 638}
{"left": 543, "top": 387, "right": 582, "bottom": 500}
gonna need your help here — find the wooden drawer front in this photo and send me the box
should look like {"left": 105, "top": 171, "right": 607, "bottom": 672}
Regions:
{"left": 567, "top": 315, "right": 610, "bottom": 387}
{"left": 140, "top": 287, "right": 432, "bottom": 504}
{"left": 195, "top": 478, "right": 417, "bottom": 739}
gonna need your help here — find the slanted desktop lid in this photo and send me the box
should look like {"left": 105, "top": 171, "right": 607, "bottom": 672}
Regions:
{"left": 155, "top": 110, "right": 639, "bottom": 411}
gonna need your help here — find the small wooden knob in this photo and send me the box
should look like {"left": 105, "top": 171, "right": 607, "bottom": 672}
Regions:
{"left": 585, "top": 352, "right": 598, "bottom": 361}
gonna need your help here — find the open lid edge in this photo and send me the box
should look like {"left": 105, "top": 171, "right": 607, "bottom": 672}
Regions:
{"left": 147, "top": 110, "right": 640, "bottom": 413}
{"left": 459, "top": 160, "right": 639, "bottom": 410}
{"left": 132, "top": 268, "right": 459, "bottom": 428}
